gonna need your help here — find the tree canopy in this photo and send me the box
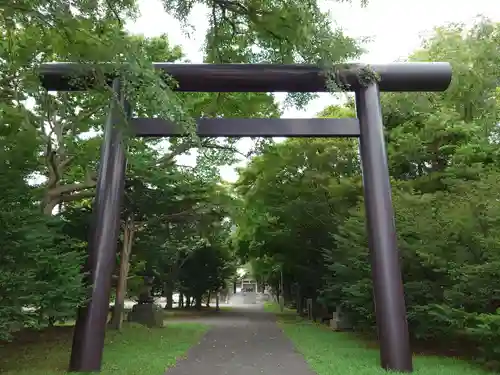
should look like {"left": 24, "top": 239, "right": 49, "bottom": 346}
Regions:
{"left": 233, "top": 18, "right": 500, "bottom": 368}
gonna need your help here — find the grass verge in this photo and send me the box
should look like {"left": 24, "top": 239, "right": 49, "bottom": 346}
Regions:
{"left": 264, "top": 303, "right": 490, "bottom": 375}
{"left": 0, "top": 322, "right": 208, "bottom": 375}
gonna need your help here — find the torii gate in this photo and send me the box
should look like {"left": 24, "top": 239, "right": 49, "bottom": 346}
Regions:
{"left": 39, "top": 61, "right": 452, "bottom": 373}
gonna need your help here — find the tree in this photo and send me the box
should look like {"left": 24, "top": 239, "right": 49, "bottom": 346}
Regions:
{"left": 234, "top": 19, "right": 500, "bottom": 367}
{"left": 381, "top": 18, "right": 500, "bottom": 188}
{"left": 233, "top": 136, "right": 361, "bottom": 308}
{"left": 1, "top": 4, "right": 284, "bottom": 214}
{"left": 0, "top": 6, "right": 281, "bottom": 338}
{"left": 179, "top": 243, "right": 234, "bottom": 310}
{"left": 0, "top": 136, "right": 87, "bottom": 338}
{"left": 163, "top": 0, "right": 363, "bottom": 109}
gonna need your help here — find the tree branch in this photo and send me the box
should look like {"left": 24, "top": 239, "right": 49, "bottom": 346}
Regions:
{"left": 59, "top": 155, "right": 75, "bottom": 172}
{"left": 200, "top": 142, "right": 248, "bottom": 158}
{"left": 157, "top": 138, "right": 246, "bottom": 167}
{"left": 45, "top": 144, "right": 59, "bottom": 189}
{"left": 47, "top": 179, "right": 96, "bottom": 197}
{"left": 42, "top": 189, "right": 96, "bottom": 215}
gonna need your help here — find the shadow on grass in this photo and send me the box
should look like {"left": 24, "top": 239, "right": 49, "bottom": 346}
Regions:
{"left": 163, "top": 306, "right": 232, "bottom": 320}
{"left": 0, "top": 322, "right": 208, "bottom": 375}
{"left": 264, "top": 303, "right": 492, "bottom": 375}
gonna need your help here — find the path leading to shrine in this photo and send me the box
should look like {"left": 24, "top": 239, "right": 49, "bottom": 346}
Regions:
{"left": 164, "top": 304, "right": 315, "bottom": 375}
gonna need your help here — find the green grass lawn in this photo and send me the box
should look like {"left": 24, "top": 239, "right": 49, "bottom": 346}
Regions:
{"left": 264, "top": 303, "right": 490, "bottom": 375}
{"left": 0, "top": 322, "right": 208, "bottom": 375}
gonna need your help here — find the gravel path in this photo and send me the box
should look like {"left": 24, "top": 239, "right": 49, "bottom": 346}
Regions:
{"left": 165, "top": 304, "right": 316, "bottom": 375}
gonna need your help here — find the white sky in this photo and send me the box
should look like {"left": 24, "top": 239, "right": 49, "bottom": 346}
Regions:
{"left": 126, "top": 0, "right": 500, "bottom": 182}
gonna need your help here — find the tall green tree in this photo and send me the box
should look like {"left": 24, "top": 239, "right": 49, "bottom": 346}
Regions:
{"left": 234, "top": 18, "right": 500, "bottom": 367}
{"left": 233, "top": 136, "right": 361, "bottom": 306}
{"left": 0, "top": 120, "right": 86, "bottom": 338}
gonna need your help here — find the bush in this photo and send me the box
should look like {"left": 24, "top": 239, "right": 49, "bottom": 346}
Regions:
{"left": 466, "top": 310, "right": 500, "bottom": 368}
{"left": 0, "top": 209, "right": 86, "bottom": 340}
{"left": 320, "top": 178, "right": 500, "bottom": 369}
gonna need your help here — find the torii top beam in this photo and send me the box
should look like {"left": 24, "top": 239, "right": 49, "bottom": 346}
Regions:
{"left": 39, "top": 62, "right": 452, "bottom": 93}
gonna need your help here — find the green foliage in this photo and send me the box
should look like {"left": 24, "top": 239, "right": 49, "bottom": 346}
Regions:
{"left": 271, "top": 307, "right": 488, "bottom": 375}
{"left": 162, "top": 0, "right": 363, "bottom": 107}
{"left": 233, "top": 136, "right": 362, "bottom": 304}
{"left": 179, "top": 244, "right": 233, "bottom": 307}
{"left": 234, "top": 18, "right": 500, "bottom": 369}
{"left": 2, "top": 0, "right": 311, "bottom": 339}
{"left": 3, "top": 0, "right": 500, "bottom": 372}
{"left": 0, "top": 209, "right": 86, "bottom": 340}
{"left": 0, "top": 103, "right": 86, "bottom": 339}
{"left": 467, "top": 310, "right": 500, "bottom": 363}
{"left": 324, "top": 169, "right": 500, "bottom": 351}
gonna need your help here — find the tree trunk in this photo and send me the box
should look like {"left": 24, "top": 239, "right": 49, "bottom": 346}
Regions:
{"left": 185, "top": 296, "right": 191, "bottom": 308}
{"left": 280, "top": 269, "right": 285, "bottom": 312}
{"left": 311, "top": 291, "right": 318, "bottom": 322}
{"left": 43, "top": 199, "right": 59, "bottom": 215}
{"left": 206, "top": 291, "right": 211, "bottom": 307}
{"left": 296, "top": 284, "right": 302, "bottom": 315}
{"left": 109, "top": 216, "right": 134, "bottom": 330}
{"left": 195, "top": 295, "right": 202, "bottom": 310}
{"left": 284, "top": 280, "right": 292, "bottom": 305}
{"left": 179, "top": 292, "right": 184, "bottom": 308}
{"left": 222, "top": 289, "right": 229, "bottom": 304}
{"left": 164, "top": 280, "right": 174, "bottom": 310}
{"left": 215, "top": 292, "right": 220, "bottom": 312}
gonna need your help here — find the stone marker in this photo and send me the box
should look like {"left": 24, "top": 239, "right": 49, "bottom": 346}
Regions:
{"left": 330, "top": 305, "right": 353, "bottom": 331}
{"left": 306, "top": 299, "right": 313, "bottom": 320}
{"left": 127, "top": 303, "right": 164, "bottom": 328}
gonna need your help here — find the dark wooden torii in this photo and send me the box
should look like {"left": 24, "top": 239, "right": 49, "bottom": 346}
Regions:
{"left": 39, "top": 61, "right": 452, "bottom": 374}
